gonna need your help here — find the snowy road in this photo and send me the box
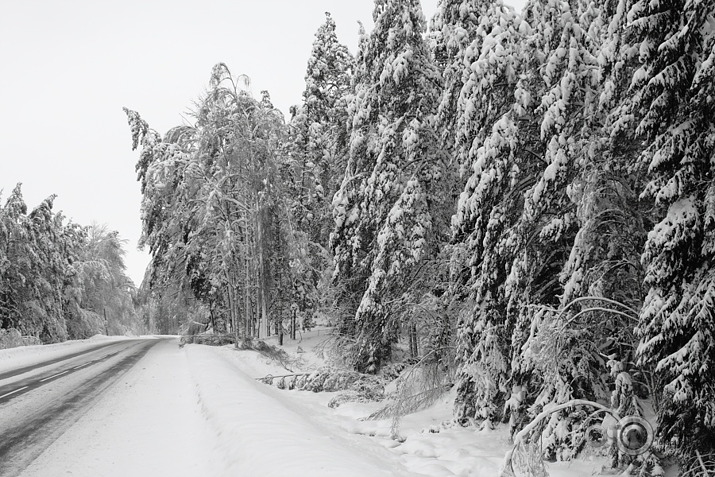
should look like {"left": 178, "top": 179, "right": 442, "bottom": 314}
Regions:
{"left": 0, "top": 338, "right": 221, "bottom": 477}
{"left": 0, "top": 339, "right": 160, "bottom": 475}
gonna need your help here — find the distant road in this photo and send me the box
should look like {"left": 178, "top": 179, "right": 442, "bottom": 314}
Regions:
{"left": 0, "top": 339, "right": 133, "bottom": 383}
{"left": 0, "top": 339, "right": 161, "bottom": 476}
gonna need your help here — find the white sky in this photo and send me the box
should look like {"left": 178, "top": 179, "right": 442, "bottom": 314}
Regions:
{"left": 0, "top": 0, "right": 525, "bottom": 287}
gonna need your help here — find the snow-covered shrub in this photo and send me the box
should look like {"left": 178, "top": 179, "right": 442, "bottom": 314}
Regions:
{"left": 237, "top": 338, "right": 297, "bottom": 371}
{"left": 0, "top": 328, "right": 41, "bottom": 350}
{"left": 258, "top": 367, "right": 385, "bottom": 407}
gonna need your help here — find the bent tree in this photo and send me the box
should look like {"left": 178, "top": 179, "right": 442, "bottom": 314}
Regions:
{"left": 125, "top": 64, "right": 301, "bottom": 341}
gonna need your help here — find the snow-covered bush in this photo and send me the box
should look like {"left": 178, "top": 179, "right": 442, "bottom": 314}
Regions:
{"left": 0, "top": 328, "right": 41, "bottom": 350}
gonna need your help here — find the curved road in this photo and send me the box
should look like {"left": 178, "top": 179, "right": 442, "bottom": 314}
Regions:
{"left": 0, "top": 339, "right": 163, "bottom": 477}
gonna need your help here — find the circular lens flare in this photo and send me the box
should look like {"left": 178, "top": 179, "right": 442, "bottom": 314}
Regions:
{"left": 617, "top": 417, "right": 653, "bottom": 455}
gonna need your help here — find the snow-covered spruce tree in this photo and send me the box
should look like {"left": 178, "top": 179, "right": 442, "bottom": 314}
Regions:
{"left": 1, "top": 187, "right": 81, "bottom": 343}
{"left": 0, "top": 186, "right": 34, "bottom": 335}
{"left": 559, "top": 1, "right": 656, "bottom": 468}
{"left": 434, "top": 0, "right": 527, "bottom": 427}
{"left": 288, "top": 12, "right": 354, "bottom": 330}
{"left": 451, "top": 0, "right": 598, "bottom": 431}
{"left": 0, "top": 186, "right": 140, "bottom": 344}
{"left": 330, "top": 0, "right": 444, "bottom": 373}
{"left": 0, "top": 188, "right": 66, "bottom": 342}
{"left": 430, "top": 0, "right": 488, "bottom": 158}
{"left": 431, "top": 0, "right": 519, "bottom": 173}
{"left": 329, "top": 21, "right": 374, "bottom": 349}
{"left": 290, "top": 12, "right": 353, "bottom": 248}
{"left": 627, "top": 0, "right": 715, "bottom": 468}
{"left": 506, "top": 0, "right": 611, "bottom": 457}
{"left": 450, "top": 0, "right": 648, "bottom": 461}
{"left": 559, "top": 0, "right": 649, "bottom": 318}
{"left": 431, "top": 2, "right": 521, "bottom": 378}
{"left": 500, "top": 0, "right": 650, "bottom": 461}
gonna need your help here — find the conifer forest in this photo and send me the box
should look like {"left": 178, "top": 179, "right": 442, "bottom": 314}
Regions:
{"left": 3, "top": 0, "right": 714, "bottom": 474}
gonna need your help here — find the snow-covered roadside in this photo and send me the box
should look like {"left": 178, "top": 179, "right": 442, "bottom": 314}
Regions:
{"left": 0, "top": 334, "right": 139, "bottom": 374}
{"left": 187, "top": 328, "right": 608, "bottom": 477}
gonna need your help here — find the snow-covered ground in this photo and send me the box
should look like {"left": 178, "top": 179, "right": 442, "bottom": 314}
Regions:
{"left": 1, "top": 331, "right": 609, "bottom": 476}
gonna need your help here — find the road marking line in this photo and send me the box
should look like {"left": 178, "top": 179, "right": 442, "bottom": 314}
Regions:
{"left": 39, "top": 370, "right": 69, "bottom": 382}
{"left": 0, "top": 386, "right": 29, "bottom": 400}
{"left": 73, "top": 362, "right": 91, "bottom": 370}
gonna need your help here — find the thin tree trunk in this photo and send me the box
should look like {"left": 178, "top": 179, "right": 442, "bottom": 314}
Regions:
{"left": 409, "top": 322, "right": 418, "bottom": 359}
{"left": 278, "top": 306, "right": 284, "bottom": 346}
{"left": 257, "top": 213, "right": 268, "bottom": 339}
{"left": 252, "top": 209, "right": 259, "bottom": 338}
{"left": 226, "top": 280, "right": 239, "bottom": 347}
{"left": 257, "top": 271, "right": 263, "bottom": 338}
{"left": 291, "top": 306, "right": 296, "bottom": 340}
{"left": 261, "top": 292, "right": 268, "bottom": 337}
{"left": 244, "top": 250, "right": 250, "bottom": 340}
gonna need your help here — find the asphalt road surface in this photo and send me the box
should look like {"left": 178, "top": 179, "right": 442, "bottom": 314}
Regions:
{"left": 0, "top": 339, "right": 162, "bottom": 477}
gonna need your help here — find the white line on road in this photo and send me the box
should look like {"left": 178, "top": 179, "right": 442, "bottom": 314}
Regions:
{"left": 0, "top": 386, "right": 29, "bottom": 400}
{"left": 73, "top": 362, "right": 92, "bottom": 370}
{"left": 39, "top": 370, "right": 69, "bottom": 382}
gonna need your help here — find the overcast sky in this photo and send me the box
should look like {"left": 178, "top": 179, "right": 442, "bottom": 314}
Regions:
{"left": 0, "top": 0, "right": 525, "bottom": 287}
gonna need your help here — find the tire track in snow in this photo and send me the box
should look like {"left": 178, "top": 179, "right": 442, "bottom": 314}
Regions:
{"left": 0, "top": 345, "right": 131, "bottom": 404}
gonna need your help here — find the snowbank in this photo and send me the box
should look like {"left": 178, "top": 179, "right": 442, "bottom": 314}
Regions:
{"left": 186, "top": 344, "right": 414, "bottom": 476}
